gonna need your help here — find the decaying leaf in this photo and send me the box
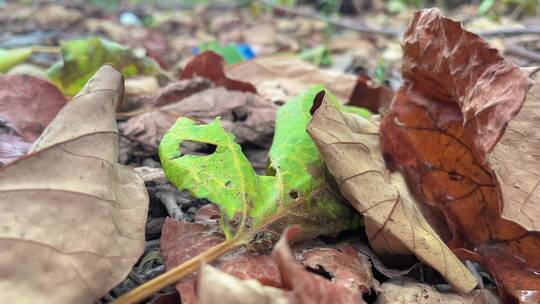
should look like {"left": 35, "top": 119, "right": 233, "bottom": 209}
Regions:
{"left": 0, "top": 65, "right": 148, "bottom": 303}
{"left": 180, "top": 51, "right": 256, "bottom": 93}
{"left": 377, "top": 9, "right": 540, "bottom": 302}
{"left": 197, "top": 226, "right": 367, "bottom": 304}
{"left": 226, "top": 56, "right": 358, "bottom": 103}
{"left": 161, "top": 205, "right": 375, "bottom": 303}
{"left": 48, "top": 37, "right": 163, "bottom": 96}
{"left": 307, "top": 96, "right": 477, "bottom": 293}
{"left": 159, "top": 86, "right": 359, "bottom": 243}
{"left": 124, "top": 87, "right": 277, "bottom": 150}
{"left": 376, "top": 278, "right": 501, "bottom": 304}
{"left": 198, "top": 264, "right": 287, "bottom": 304}
{"left": 272, "top": 226, "right": 366, "bottom": 304}
{"left": 0, "top": 74, "right": 66, "bottom": 141}
{"left": 489, "top": 68, "right": 540, "bottom": 233}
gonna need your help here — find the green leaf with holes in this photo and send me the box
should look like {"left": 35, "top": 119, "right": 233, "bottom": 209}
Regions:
{"left": 47, "top": 37, "right": 163, "bottom": 96}
{"left": 159, "top": 85, "right": 361, "bottom": 241}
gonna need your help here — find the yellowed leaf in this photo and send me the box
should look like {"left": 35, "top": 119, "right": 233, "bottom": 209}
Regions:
{"left": 307, "top": 96, "right": 477, "bottom": 293}
{"left": 226, "top": 56, "right": 357, "bottom": 103}
{"left": 0, "top": 65, "right": 149, "bottom": 304}
{"left": 490, "top": 68, "right": 540, "bottom": 233}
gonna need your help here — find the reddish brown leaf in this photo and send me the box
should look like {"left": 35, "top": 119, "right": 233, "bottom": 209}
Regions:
{"left": 378, "top": 9, "right": 539, "bottom": 303}
{"left": 0, "top": 74, "right": 66, "bottom": 141}
{"left": 347, "top": 75, "right": 393, "bottom": 113}
{"left": 180, "top": 51, "right": 256, "bottom": 93}
{"left": 161, "top": 207, "right": 375, "bottom": 304}
{"left": 273, "top": 226, "right": 366, "bottom": 304}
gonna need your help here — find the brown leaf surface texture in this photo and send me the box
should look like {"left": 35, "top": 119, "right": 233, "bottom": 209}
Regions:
{"left": 0, "top": 74, "right": 66, "bottom": 141}
{"left": 347, "top": 75, "right": 394, "bottom": 113}
{"left": 307, "top": 96, "right": 477, "bottom": 293}
{"left": 180, "top": 51, "right": 257, "bottom": 93}
{"left": 378, "top": 9, "right": 539, "bottom": 303}
{"left": 0, "top": 65, "right": 148, "bottom": 303}
{"left": 376, "top": 278, "right": 501, "bottom": 304}
{"left": 226, "top": 56, "right": 357, "bottom": 103}
{"left": 0, "top": 133, "right": 32, "bottom": 166}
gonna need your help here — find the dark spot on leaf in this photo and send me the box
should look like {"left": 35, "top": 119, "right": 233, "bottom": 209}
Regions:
{"left": 232, "top": 108, "right": 248, "bottom": 121}
{"left": 448, "top": 171, "right": 463, "bottom": 181}
{"left": 305, "top": 265, "right": 332, "bottom": 280}
{"left": 225, "top": 181, "right": 231, "bottom": 188}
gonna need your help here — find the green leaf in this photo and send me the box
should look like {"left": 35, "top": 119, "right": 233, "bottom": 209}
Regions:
{"left": 297, "top": 45, "right": 332, "bottom": 67}
{"left": 478, "top": 0, "right": 496, "bottom": 15}
{"left": 0, "top": 48, "right": 32, "bottom": 73}
{"left": 47, "top": 37, "right": 162, "bottom": 96}
{"left": 198, "top": 42, "right": 245, "bottom": 65}
{"left": 159, "top": 85, "right": 360, "bottom": 241}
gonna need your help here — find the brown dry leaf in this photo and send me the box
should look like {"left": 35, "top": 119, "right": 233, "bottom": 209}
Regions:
{"left": 307, "top": 96, "right": 477, "bottom": 293}
{"left": 124, "top": 87, "right": 277, "bottom": 149}
{"left": 377, "top": 9, "right": 540, "bottom": 302}
{"left": 489, "top": 68, "right": 540, "bottom": 232}
{"left": 180, "top": 51, "right": 256, "bottom": 93}
{"left": 348, "top": 75, "right": 394, "bottom": 113}
{"left": 0, "top": 65, "right": 148, "bottom": 303}
{"left": 0, "top": 74, "right": 67, "bottom": 141}
{"left": 376, "top": 278, "right": 501, "bottom": 304}
{"left": 198, "top": 264, "right": 288, "bottom": 304}
{"left": 272, "top": 226, "right": 366, "bottom": 304}
{"left": 226, "top": 56, "right": 357, "bottom": 103}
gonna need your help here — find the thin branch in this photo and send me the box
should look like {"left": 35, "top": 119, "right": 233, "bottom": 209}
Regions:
{"left": 258, "top": 0, "right": 401, "bottom": 38}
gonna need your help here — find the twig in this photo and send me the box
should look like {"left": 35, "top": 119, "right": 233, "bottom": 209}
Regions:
{"left": 156, "top": 191, "right": 183, "bottom": 220}
{"left": 258, "top": 0, "right": 401, "bottom": 38}
{"left": 504, "top": 43, "right": 540, "bottom": 62}
{"left": 134, "top": 167, "right": 167, "bottom": 183}
{"left": 478, "top": 27, "right": 540, "bottom": 37}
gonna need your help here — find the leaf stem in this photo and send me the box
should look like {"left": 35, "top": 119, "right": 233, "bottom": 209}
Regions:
{"left": 111, "top": 236, "right": 245, "bottom": 304}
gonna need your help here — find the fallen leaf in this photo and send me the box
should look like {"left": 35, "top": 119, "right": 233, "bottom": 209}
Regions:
{"left": 376, "top": 277, "right": 501, "bottom": 304}
{"left": 348, "top": 75, "right": 394, "bottom": 113}
{"left": 125, "top": 76, "right": 160, "bottom": 97}
{"left": 180, "top": 51, "right": 256, "bottom": 93}
{"left": 0, "top": 74, "right": 67, "bottom": 141}
{"left": 489, "top": 68, "right": 540, "bottom": 233}
{"left": 198, "top": 264, "right": 287, "bottom": 304}
{"left": 0, "top": 65, "right": 148, "bottom": 303}
{"left": 148, "top": 77, "right": 211, "bottom": 108}
{"left": 377, "top": 9, "right": 540, "bottom": 303}
{"left": 0, "top": 133, "right": 32, "bottom": 166}
{"left": 0, "top": 48, "right": 32, "bottom": 72}
{"left": 124, "top": 87, "right": 277, "bottom": 150}
{"left": 31, "top": 4, "right": 82, "bottom": 28}
{"left": 307, "top": 95, "right": 477, "bottom": 293}
{"left": 159, "top": 86, "right": 359, "bottom": 244}
{"left": 226, "top": 56, "right": 358, "bottom": 103}
{"left": 48, "top": 37, "right": 163, "bottom": 96}
{"left": 272, "top": 226, "right": 366, "bottom": 304}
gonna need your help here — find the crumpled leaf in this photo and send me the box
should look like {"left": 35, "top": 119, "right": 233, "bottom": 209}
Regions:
{"left": 159, "top": 85, "right": 359, "bottom": 243}
{"left": 0, "top": 74, "right": 67, "bottom": 141}
{"left": 226, "top": 56, "right": 358, "bottom": 103}
{"left": 307, "top": 96, "right": 477, "bottom": 293}
{"left": 272, "top": 226, "right": 366, "bottom": 304}
{"left": 0, "top": 48, "right": 32, "bottom": 72}
{"left": 124, "top": 87, "right": 277, "bottom": 150}
{"left": 180, "top": 51, "right": 256, "bottom": 93}
{"left": 376, "top": 278, "right": 501, "bottom": 304}
{"left": 0, "top": 65, "right": 148, "bottom": 303}
{"left": 161, "top": 205, "right": 375, "bottom": 303}
{"left": 377, "top": 9, "right": 539, "bottom": 302}
{"left": 197, "top": 226, "right": 367, "bottom": 304}
{"left": 47, "top": 37, "right": 163, "bottom": 96}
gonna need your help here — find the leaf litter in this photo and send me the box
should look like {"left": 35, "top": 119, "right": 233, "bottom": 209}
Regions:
{"left": 1, "top": 2, "right": 540, "bottom": 304}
